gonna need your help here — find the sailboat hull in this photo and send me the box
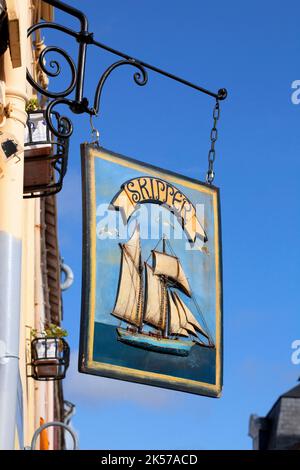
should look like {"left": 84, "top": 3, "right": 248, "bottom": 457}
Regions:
{"left": 117, "top": 328, "right": 194, "bottom": 356}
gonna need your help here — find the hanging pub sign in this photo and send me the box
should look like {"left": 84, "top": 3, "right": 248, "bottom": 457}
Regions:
{"left": 79, "top": 144, "right": 223, "bottom": 397}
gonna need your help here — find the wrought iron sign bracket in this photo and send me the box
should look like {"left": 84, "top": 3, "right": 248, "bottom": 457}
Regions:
{"left": 27, "top": 0, "right": 228, "bottom": 139}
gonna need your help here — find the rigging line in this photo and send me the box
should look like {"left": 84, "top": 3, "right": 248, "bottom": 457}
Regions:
{"left": 145, "top": 237, "right": 162, "bottom": 264}
{"left": 165, "top": 239, "right": 193, "bottom": 296}
{"left": 165, "top": 238, "right": 177, "bottom": 257}
{"left": 164, "top": 239, "right": 211, "bottom": 340}
{"left": 123, "top": 245, "right": 140, "bottom": 275}
{"left": 165, "top": 245, "right": 210, "bottom": 340}
{"left": 124, "top": 260, "right": 139, "bottom": 297}
{"left": 190, "top": 289, "right": 214, "bottom": 344}
{"left": 137, "top": 262, "right": 144, "bottom": 328}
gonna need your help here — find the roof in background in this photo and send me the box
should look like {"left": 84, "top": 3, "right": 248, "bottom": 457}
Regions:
{"left": 281, "top": 383, "right": 300, "bottom": 399}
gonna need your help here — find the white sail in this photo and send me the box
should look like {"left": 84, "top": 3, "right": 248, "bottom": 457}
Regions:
{"left": 170, "top": 292, "right": 197, "bottom": 336}
{"left": 143, "top": 263, "right": 166, "bottom": 331}
{"left": 168, "top": 291, "right": 189, "bottom": 337}
{"left": 152, "top": 250, "right": 192, "bottom": 297}
{"left": 124, "top": 224, "right": 141, "bottom": 267}
{"left": 112, "top": 226, "right": 143, "bottom": 327}
{"left": 172, "top": 292, "right": 209, "bottom": 340}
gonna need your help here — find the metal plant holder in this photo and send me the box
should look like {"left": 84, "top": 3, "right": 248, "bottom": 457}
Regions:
{"left": 24, "top": 109, "right": 69, "bottom": 198}
{"left": 30, "top": 337, "right": 70, "bottom": 381}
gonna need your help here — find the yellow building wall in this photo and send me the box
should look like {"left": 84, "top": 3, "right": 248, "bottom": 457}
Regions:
{"left": 21, "top": 0, "right": 56, "bottom": 450}
{"left": 0, "top": 0, "right": 56, "bottom": 450}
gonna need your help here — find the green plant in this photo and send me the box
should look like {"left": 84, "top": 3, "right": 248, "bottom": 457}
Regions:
{"left": 26, "top": 97, "right": 39, "bottom": 113}
{"left": 45, "top": 323, "right": 68, "bottom": 338}
{"left": 31, "top": 323, "right": 68, "bottom": 339}
{"left": 30, "top": 328, "right": 38, "bottom": 339}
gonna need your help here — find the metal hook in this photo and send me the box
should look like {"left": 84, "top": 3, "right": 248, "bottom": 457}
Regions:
{"left": 26, "top": 420, "right": 79, "bottom": 450}
{"left": 89, "top": 114, "right": 100, "bottom": 147}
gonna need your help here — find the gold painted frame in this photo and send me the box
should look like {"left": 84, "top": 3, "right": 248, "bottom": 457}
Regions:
{"left": 79, "top": 143, "right": 223, "bottom": 397}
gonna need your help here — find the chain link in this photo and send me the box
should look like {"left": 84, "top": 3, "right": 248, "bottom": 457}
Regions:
{"left": 206, "top": 99, "right": 220, "bottom": 184}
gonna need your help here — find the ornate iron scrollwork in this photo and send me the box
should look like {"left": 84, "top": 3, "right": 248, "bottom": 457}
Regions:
{"left": 27, "top": 0, "right": 227, "bottom": 143}
{"left": 27, "top": 21, "right": 86, "bottom": 138}
{"left": 45, "top": 98, "right": 74, "bottom": 138}
{"left": 92, "top": 60, "right": 148, "bottom": 116}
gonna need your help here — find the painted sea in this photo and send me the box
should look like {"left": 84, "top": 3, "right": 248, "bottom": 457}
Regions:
{"left": 93, "top": 322, "right": 216, "bottom": 384}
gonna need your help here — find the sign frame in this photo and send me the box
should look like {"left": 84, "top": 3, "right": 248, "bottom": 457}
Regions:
{"left": 79, "top": 143, "right": 223, "bottom": 397}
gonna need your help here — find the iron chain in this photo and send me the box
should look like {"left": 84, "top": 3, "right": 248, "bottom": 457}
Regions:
{"left": 206, "top": 99, "right": 220, "bottom": 184}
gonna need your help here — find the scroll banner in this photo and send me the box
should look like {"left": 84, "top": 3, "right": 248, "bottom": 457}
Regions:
{"left": 79, "top": 144, "right": 223, "bottom": 398}
{"left": 110, "top": 176, "right": 207, "bottom": 243}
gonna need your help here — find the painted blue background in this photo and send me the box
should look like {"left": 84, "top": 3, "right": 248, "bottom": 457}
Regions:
{"left": 93, "top": 153, "right": 217, "bottom": 338}
{"left": 91, "top": 151, "right": 218, "bottom": 383}
{"left": 93, "top": 323, "right": 216, "bottom": 384}
{"left": 50, "top": 0, "right": 300, "bottom": 449}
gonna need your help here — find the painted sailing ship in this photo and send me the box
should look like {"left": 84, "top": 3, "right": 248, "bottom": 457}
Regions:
{"left": 111, "top": 225, "right": 215, "bottom": 357}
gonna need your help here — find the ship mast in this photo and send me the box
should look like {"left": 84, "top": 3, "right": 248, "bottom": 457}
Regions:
{"left": 111, "top": 225, "right": 144, "bottom": 329}
{"left": 151, "top": 236, "right": 214, "bottom": 346}
{"left": 161, "top": 235, "right": 169, "bottom": 338}
{"left": 137, "top": 255, "right": 144, "bottom": 333}
{"left": 128, "top": 232, "right": 214, "bottom": 346}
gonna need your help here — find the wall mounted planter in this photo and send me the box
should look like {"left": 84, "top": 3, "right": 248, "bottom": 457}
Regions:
{"left": 24, "top": 110, "right": 69, "bottom": 198}
{"left": 29, "top": 337, "right": 70, "bottom": 381}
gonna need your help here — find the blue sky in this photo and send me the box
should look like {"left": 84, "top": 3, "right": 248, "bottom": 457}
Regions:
{"left": 46, "top": 0, "right": 300, "bottom": 449}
